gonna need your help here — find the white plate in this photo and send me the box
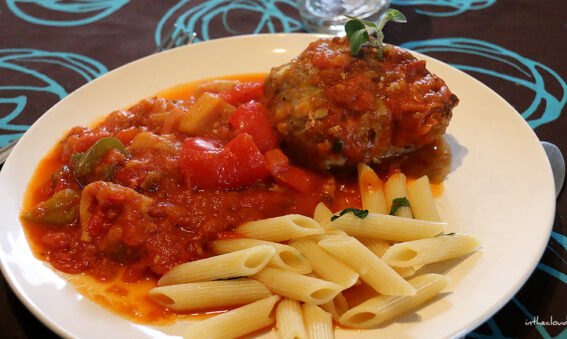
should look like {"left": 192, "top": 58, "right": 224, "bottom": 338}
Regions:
{"left": 0, "top": 34, "right": 555, "bottom": 339}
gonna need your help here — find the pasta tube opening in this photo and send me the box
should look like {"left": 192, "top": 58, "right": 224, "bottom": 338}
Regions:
{"left": 151, "top": 294, "right": 175, "bottom": 307}
{"left": 244, "top": 251, "right": 274, "bottom": 269}
{"left": 347, "top": 312, "right": 375, "bottom": 324}
{"left": 279, "top": 251, "right": 307, "bottom": 269}
{"left": 311, "top": 288, "right": 340, "bottom": 301}
{"left": 292, "top": 215, "right": 321, "bottom": 229}
{"left": 389, "top": 248, "right": 418, "bottom": 262}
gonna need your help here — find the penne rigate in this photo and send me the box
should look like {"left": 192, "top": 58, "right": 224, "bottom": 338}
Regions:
{"left": 320, "top": 292, "right": 349, "bottom": 322}
{"left": 289, "top": 237, "right": 359, "bottom": 288}
{"left": 183, "top": 295, "right": 280, "bottom": 339}
{"left": 357, "top": 163, "right": 388, "bottom": 214}
{"left": 158, "top": 245, "right": 275, "bottom": 286}
{"left": 385, "top": 172, "right": 413, "bottom": 218}
{"left": 326, "top": 212, "right": 446, "bottom": 242}
{"left": 313, "top": 202, "right": 334, "bottom": 226}
{"left": 303, "top": 303, "right": 335, "bottom": 339}
{"left": 318, "top": 236, "right": 416, "bottom": 296}
{"left": 276, "top": 298, "right": 307, "bottom": 339}
{"left": 149, "top": 278, "right": 272, "bottom": 311}
{"left": 338, "top": 274, "right": 449, "bottom": 329}
{"left": 251, "top": 267, "right": 343, "bottom": 305}
{"left": 382, "top": 235, "right": 482, "bottom": 267}
{"left": 235, "top": 214, "right": 324, "bottom": 241}
{"left": 357, "top": 236, "right": 416, "bottom": 278}
{"left": 407, "top": 175, "right": 441, "bottom": 222}
{"left": 212, "top": 238, "right": 312, "bottom": 274}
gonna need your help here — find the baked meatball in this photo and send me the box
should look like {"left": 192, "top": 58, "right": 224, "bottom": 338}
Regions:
{"left": 264, "top": 37, "right": 458, "bottom": 170}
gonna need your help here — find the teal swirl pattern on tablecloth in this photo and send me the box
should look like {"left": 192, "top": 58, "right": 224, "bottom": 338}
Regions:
{"left": 0, "top": 49, "right": 107, "bottom": 145}
{"left": 155, "top": 0, "right": 302, "bottom": 45}
{"left": 401, "top": 38, "right": 566, "bottom": 129}
{"left": 6, "top": 0, "right": 128, "bottom": 26}
{"left": 392, "top": 0, "right": 496, "bottom": 16}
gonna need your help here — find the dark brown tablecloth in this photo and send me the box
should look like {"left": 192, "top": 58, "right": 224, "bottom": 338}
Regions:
{"left": 1, "top": 1, "right": 566, "bottom": 338}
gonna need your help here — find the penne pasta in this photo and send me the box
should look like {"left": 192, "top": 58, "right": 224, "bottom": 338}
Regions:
{"left": 318, "top": 236, "right": 416, "bottom": 296}
{"left": 313, "top": 202, "right": 334, "bottom": 226}
{"left": 320, "top": 292, "right": 349, "bottom": 322}
{"left": 276, "top": 298, "right": 307, "bottom": 339}
{"left": 251, "top": 267, "right": 343, "bottom": 305}
{"left": 357, "top": 163, "right": 388, "bottom": 214}
{"left": 382, "top": 235, "right": 482, "bottom": 267}
{"left": 289, "top": 237, "right": 359, "bottom": 288}
{"left": 212, "top": 238, "right": 312, "bottom": 274}
{"left": 235, "top": 215, "right": 324, "bottom": 242}
{"left": 357, "top": 236, "right": 415, "bottom": 277}
{"left": 338, "top": 274, "right": 449, "bottom": 329}
{"left": 406, "top": 175, "right": 441, "bottom": 222}
{"left": 183, "top": 295, "right": 280, "bottom": 339}
{"left": 326, "top": 212, "right": 446, "bottom": 242}
{"left": 158, "top": 245, "right": 275, "bottom": 286}
{"left": 303, "top": 303, "right": 334, "bottom": 339}
{"left": 149, "top": 278, "right": 272, "bottom": 311}
{"left": 385, "top": 172, "right": 413, "bottom": 218}
{"left": 357, "top": 236, "right": 391, "bottom": 257}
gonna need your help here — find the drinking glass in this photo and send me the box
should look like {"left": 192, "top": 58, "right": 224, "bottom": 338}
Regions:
{"left": 297, "top": 0, "right": 392, "bottom": 35}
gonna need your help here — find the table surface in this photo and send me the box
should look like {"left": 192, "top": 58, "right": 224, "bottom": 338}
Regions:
{"left": 1, "top": 1, "right": 566, "bottom": 338}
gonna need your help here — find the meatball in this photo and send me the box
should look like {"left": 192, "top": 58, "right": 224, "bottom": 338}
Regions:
{"left": 264, "top": 37, "right": 458, "bottom": 170}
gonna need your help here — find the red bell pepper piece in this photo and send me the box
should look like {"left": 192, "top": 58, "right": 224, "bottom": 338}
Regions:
{"left": 229, "top": 101, "right": 278, "bottom": 153}
{"left": 219, "top": 81, "right": 264, "bottom": 107}
{"left": 264, "top": 149, "right": 318, "bottom": 194}
{"left": 179, "top": 134, "right": 269, "bottom": 189}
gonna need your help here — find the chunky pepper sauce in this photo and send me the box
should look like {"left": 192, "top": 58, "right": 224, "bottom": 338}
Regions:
{"left": 21, "top": 74, "right": 449, "bottom": 324}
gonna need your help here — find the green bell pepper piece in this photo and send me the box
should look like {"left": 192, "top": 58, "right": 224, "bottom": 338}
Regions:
{"left": 22, "top": 188, "right": 80, "bottom": 225}
{"left": 72, "top": 137, "right": 128, "bottom": 185}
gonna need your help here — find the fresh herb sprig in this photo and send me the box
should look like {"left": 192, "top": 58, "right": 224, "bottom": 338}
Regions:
{"left": 389, "top": 197, "right": 410, "bottom": 215}
{"left": 331, "top": 207, "right": 369, "bottom": 221}
{"left": 345, "top": 9, "right": 407, "bottom": 57}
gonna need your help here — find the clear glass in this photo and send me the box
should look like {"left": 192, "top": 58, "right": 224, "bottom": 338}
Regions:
{"left": 297, "top": 0, "right": 392, "bottom": 35}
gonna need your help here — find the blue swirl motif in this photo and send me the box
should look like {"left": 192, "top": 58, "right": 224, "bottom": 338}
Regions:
{"left": 401, "top": 38, "right": 566, "bottom": 129}
{"left": 156, "top": 0, "right": 302, "bottom": 45}
{"left": 0, "top": 49, "right": 107, "bottom": 146}
{"left": 391, "top": 0, "right": 496, "bottom": 16}
{"left": 467, "top": 232, "right": 567, "bottom": 338}
{"left": 6, "top": 0, "right": 129, "bottom": 26}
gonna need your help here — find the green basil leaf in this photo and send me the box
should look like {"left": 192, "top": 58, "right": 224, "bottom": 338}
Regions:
{"left": 331, "top": 207, "right": 369, "bottom": 221}
{"left": 389, "top": 197, "right": 410, "bottom": 215}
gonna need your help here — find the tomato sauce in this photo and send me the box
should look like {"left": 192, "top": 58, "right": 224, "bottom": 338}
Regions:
{"left": 20, "top": 73, "right": 449, "bottom": 324}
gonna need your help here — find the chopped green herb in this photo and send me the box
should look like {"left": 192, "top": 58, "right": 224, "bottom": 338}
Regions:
{"left": 345, "top": 9, "right": 407, "bottom": 57}
{"left": 331, "top": 207, "right": 369, "bottom": 221}
{"left": 332, "top": 138, "right": 344, "bottom": 154}
{"left": 440, "top": 232, "right": 456, "bottom": 237}
{"left": 389, "top": 197, "right": 410, "bottom": 215}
